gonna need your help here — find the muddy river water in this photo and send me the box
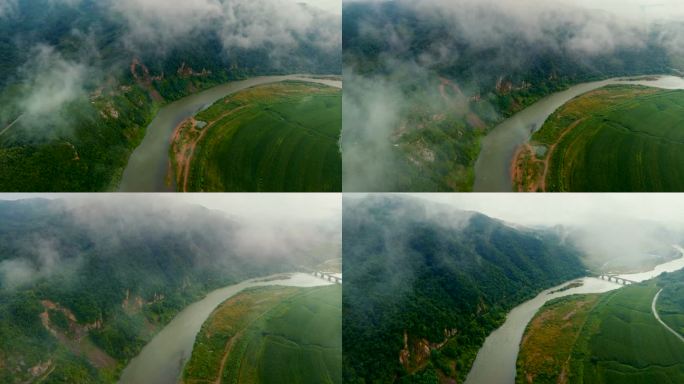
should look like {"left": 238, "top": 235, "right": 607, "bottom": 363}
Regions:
{"left": 472, "top": 75, "right": 684, "bottom": 192}
{"left": 118, "top": 75, "right": 342, "bottom": 192}
{"left": 118, "top": 273, "right": 333, "bottom": 384}
{"left": 464, "top": 246, "right": 684, "bottom": 384}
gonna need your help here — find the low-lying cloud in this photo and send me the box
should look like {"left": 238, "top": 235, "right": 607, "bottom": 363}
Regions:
{"left": 18, "top": 45, "right": 90, "bottom": 117}
{"left": 0, "top": 237, "right": 80, "bottom": 289}
{"left": 0, "top": 194, "right": 342, "bottom": 291}
{"left": 111, "top": 0, "right": 341, "bottom": 57}
{"left": 1, "top": 0, "right": 340, "bottom": 138}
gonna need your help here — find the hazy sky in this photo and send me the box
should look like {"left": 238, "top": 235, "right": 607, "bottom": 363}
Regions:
{"left": 558, "top": 0, "right": 684, "bottom": 21}
{"left": 343, "top": 0, "right": 684, "bottom": 21}
{"left": 303, "top": 0, "right": 341, "bottom": 15}
{"left": 0, "top": 193, "right": 341, "bottom": 223}
{"left": 356, "top": 193, "right": 684, "bottom": 227}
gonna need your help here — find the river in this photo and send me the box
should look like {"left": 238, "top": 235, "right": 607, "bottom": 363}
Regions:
{"left": 118, "top": 273, "right": 333, "bottom": 384}
{"left": 464, "top": 246, "right": 684, "bottom": 384}
{"left": 472, "top": 75, "right": 684, "bottom": 192}
{"left": 118, "top": 75, "right": 342, "bottom": 192}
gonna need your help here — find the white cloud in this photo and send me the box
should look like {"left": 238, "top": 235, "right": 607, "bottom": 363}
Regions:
{"left": 18, "top": 45, "right": 89, "bottom": 117}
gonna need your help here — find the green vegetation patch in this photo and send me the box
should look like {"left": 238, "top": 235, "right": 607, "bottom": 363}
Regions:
{"left": 175, "top": 81, "right": 341, "bottom": 192}
{"left": 183, "top": 284, "right": 341, "bottom": 384}
{"left": 515, "top": 85, "right": 684, "bottom": 191}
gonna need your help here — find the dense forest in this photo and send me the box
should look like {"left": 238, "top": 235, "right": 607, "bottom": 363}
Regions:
{"left": 0, "top": 0, "right": 341, "bottom": 191}
{"left": 342, "top": 196, "right": 586, "bottom": 383}
{"left": 0, "top": 198, "right": 334, "bottom": 383}
{"left": 342, "top": 0, "right": 680, "bottom": 191}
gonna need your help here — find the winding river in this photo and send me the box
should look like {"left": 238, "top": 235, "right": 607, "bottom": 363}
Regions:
{"left": 464, "top": 246, "right": 684, "bottom": 384}
{"left": 118, "top": 75, "right": 342, "bottom": 192}
{"left": 473, "top": 75, "right": 684, "bottom": 192}
{"left": 118, "top": 273, "right": 333, "bottom": 384}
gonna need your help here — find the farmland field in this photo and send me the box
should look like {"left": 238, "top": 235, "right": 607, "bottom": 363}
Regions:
{"left": 170, "top": 81, "right": 341, "bottom": 192}
{"left": 516, "top": 280, "right": 684, "bottom": 383}
{"left": 516, "top": 294, "right": 601, "bottom": 384}
{"left": 513, "top": 85, "right": 684, "bottom": 192}
{"left": 182, "top": 284, "right": 341, "bottom": 384}
{"left": 657, "top": 272, "right": 684, "bottom": 340}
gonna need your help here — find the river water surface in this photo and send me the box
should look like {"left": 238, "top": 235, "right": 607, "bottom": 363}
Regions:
{"left": 118, "top": 75, "right": 342, "bottom": 192}
{"left": 473, "top": 75, "right": 684, "bottom": 192}
{"left": 118, "top": 273, "right": 333, "bottom": 384}
{"left": 464, "top": 246, "right": 684, "bottom": 384}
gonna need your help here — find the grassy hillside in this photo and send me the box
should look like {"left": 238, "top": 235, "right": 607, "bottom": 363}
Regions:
{"left": 517, "top": 271, "right": 684, "bottom": 383}
{"left": 342, "top": 196, "right": 586, "bottom": 383}
{"left": 183, "top": 285, "right": 341, "bottom": 384}
{"left": 513, "top": 85, "right": 684, "bottom": 191}
{"left": 0, "top": 198, "right": 334, "bottom": 383}
{"left": 170, "top": 81, "right": 341, "bottom": 192}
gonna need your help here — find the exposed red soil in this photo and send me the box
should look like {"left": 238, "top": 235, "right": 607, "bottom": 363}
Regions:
{"left": 512, "top": 118, "right": 586, "bottom": 192}
{"left": 169, "top": 106, "right": 245, "bottom": 192}
{"left": 39, "top": 300, "right": 115, "bottom": 370}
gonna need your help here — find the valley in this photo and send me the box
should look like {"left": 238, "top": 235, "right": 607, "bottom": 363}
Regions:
{"left": 342, "top": 195, "right": 684, "bottom": 384}
{"left": 342, "top": 195, "right": 587, "bottom": 383}
{"left": 0, "top": 196, "right": 341, "bottom": 384}
{"left": 0, "top": 0, "right": 341, "bottom": 192}
{"left": 343, "top": 0, "right": 684, "bottom": 192}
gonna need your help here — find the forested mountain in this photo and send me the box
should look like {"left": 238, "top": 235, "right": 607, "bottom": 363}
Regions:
{"left": 342, "top": 0, "right": 683, "bottom": 191}
{"left": 344, "top": 1, "right": 673, "bottom": 101}
{"left": 342, "top": 196, "right": 586, "bottom": 383}
{"left": 0, "top": 197, "right": 334, "bottom": 383}
{"left": 0, "top": 0, "right": 341, "bottom": 191}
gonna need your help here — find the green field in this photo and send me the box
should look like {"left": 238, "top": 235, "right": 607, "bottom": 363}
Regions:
{"left": 517, "top": 294, "right": 602, "bottom": 384}
{"left": 172, "top": 81, "right": 341, "bottom": 192}
{"left": 514, "top": 85, "right": 684, "bottom": 192}
{"left": 183, "top": 284, "right": 341, "bottom": 384}
{"left": 656, "top": 272, "right": 684, "bottom": 340}
{"left": 517, "top": 279, "right": 684, "bottom": 383}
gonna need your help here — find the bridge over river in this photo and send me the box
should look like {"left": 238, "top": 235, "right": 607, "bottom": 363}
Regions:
{"left": 598, "top": 274, "right": 637, "bottom": 286}
{"left": 312, "top": 271, "right": 342, "bottom": 284}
